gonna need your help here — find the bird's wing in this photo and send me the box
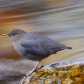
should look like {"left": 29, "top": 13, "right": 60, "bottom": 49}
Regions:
{"left": 21, "top": 40, "right": 56, "bottom": 56}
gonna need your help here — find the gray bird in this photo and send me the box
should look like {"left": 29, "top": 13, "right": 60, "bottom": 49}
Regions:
{"left": 2, "top": 29, "right": 72, "bottom": 75}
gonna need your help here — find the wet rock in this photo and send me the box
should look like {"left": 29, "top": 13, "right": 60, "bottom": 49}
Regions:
{"left": 20, "top": 58, "right": 84, "bottom": 84}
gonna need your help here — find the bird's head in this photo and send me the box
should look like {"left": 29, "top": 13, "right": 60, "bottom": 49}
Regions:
{"left": 2, "top": 29, "right": 26, "bottom": 42}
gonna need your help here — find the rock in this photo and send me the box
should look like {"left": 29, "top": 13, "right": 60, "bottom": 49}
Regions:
{"left": 20, "top": 58, "right": 84, "bottom": 84}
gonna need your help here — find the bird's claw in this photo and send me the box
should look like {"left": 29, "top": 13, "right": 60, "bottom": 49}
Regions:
{"left": 26, "top": 65, "right": 44, "bottom": 76}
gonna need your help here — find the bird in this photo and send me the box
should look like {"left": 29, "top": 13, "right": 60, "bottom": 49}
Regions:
{"left": 2, "top": 29, "right": 72, "bottom": 75}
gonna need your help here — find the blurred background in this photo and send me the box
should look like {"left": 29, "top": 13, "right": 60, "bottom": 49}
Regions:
{"left": 0, "top": 0, "right": 84, "bottom": 84}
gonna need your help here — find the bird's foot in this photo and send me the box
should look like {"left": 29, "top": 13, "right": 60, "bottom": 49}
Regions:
{"left": 25, "top": 61, "right": 41, "bottom": 76}
{"left": 26, "top": 65, "right": 44, "bottom": 76}
{"left": 26, "top": 70, "right": 34, "bottom": 76}
{"left": 35, "top": 65, "right": 44, "bottom": 71}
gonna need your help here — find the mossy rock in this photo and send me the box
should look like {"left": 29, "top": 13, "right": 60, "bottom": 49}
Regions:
{"left": 20, "top": 58, "right": 84, "bottom": 84}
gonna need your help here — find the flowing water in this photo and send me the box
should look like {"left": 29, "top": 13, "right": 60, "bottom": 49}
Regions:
{"left": 0, "top": 0, "right": 84, "bottom": 84}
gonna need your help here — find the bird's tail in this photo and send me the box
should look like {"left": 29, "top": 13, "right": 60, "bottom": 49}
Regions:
{"left": 66, "top": 46, "right": 72, "bottom": 49}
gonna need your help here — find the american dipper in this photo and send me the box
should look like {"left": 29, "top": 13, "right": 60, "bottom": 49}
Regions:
{"left": 2, "top": 29, "right": 72, "bottom": 75}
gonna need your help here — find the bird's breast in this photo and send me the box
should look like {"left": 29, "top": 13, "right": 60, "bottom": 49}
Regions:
{"left": 13, "top": 42, "right": 42, "bottom": 61}
{"left": 13, "top": 42, "right": 26, "bottom": 56}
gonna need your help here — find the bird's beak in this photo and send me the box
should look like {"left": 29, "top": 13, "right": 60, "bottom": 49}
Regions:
{"left": 2, "top": 34, "right": 8, "bottom": 36}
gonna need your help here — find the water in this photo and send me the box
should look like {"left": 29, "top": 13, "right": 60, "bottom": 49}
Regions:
{"left": 0, "top": 0, "right": 84, "bottom": 84}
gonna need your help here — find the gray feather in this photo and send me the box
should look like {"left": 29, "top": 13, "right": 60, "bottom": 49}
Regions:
{"left": 21, "top": 32, "right": 71, "bottom": 57}
{"left": 21, "top": 40, "right": 56, "bottom": 56}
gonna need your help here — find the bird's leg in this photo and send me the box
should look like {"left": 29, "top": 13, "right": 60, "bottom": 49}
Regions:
{"left": 26, "top": 61, "right": 41, "bottom": 76}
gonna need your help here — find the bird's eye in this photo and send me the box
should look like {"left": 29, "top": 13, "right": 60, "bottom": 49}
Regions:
{"left": 12, "top": 33, "right": 18, "bottom": 36}
{"left": 13, "top": 34, "right": 16, "bottom": 35}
